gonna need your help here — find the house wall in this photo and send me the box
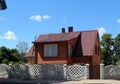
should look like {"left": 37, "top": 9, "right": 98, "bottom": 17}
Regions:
{"left": 35, "top": 42, "right": 68, "bottom": 64}
{"left": 34, "top": 37, "right": 78, "bottom": 64}
{"left": 91, "top": 35, "right": 101, "bottom": 79}
{"left": 68, "top": 56, "right": 92, "bottom": 64}
{"left": 37, "top": 41, "right": 68, "bottom": 64}
{"left": 27, "top": 57, "right": 35, "bottom": 64}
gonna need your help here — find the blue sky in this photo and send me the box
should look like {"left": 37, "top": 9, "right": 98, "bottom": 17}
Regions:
{"left": 0, "top": 0, "right": 120, "bottom": 48}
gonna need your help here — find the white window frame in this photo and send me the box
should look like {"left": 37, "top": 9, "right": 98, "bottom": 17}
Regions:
{"left": 44, "top": 44, "right": 58, "bottom": 57}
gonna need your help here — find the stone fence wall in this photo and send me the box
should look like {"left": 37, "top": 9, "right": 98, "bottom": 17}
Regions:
{"left": 0, "top": 64, "right": 89, "bottom": 80}
{"left": 100, "top": 64, "right": 120, "bottom": 80}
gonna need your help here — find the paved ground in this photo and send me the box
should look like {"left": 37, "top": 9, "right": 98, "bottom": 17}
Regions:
{"left": 0, "top": 79, "right": 120, "bottom": 84}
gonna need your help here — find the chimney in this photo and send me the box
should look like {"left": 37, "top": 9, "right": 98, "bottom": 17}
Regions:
{"left": 68, "top": 26, "right": 73, "bottom": 32}
{"left": 62, "top": 28, "right": 65, "bottom": 33}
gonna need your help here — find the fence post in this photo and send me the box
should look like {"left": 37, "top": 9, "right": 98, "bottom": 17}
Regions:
{"left": 85, "top": 64, "right": 89, "bottom": 79}
{"left": 100, "top": 64, "right": 104, "bottom": 79}
{"left": 63, "top": 64, "right": 67, "bottom": 80}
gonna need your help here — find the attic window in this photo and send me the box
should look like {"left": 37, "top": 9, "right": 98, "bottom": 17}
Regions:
{"left": 44, "top": 44, "right": 58, "bottom": 57}
{"left": 95, "top": 45, "right": 100, "bottom": 55}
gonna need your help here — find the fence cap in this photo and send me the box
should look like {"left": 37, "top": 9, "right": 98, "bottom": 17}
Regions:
{"left": 100, "top": 64, "right": 104, "bottom": 65}
{"left": 86, "top": 64, "right": 89, "bottom": 65}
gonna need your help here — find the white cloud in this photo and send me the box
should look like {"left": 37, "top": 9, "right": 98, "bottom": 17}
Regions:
{"left": 29, "top": 15, "right": 42, "bottom": 22}
{"left": 0, "top": 31, "right": 17, "bottom": 40}
{"left": 29, "top": 14, "right": 50, "bottom": 22}
{"left": 43, "top": 15, "right": 50, "bottom": 19}
{"left": 97, "top": 27, "right": 106, "bottom": 37}
{"left": 117, "top": 19, "right": 120, "bottom": 23}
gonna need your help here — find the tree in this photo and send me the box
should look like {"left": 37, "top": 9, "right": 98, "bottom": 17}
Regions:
{"left": 101, "top": 34, "right": 114, "bottom": 65}
{"left": 16, "top": 41, "right": 29, "bottom": 54}
{"left": 16, "top": 41, "right": 29, "bottom": 63}
{"left": 0, "top": 46, "right": 22, "bottom": 64}
{"left": 113, "top": 34, "right": 120, "bottom": 65}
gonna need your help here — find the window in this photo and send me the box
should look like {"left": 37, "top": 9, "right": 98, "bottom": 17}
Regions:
{"left": 68, "top": 44, "right": 72, "bottom": 57}
{"left": 95, "top": 45, "right": 100, "bottom": 56}
{"left": 44, "top": 44, "right": 58, "bottom": 57}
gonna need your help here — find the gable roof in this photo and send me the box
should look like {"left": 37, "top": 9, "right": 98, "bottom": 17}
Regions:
{"left": 35, "top": 32, "right": 80, "bottom": 42}
{"left": 27, "top": 30, "right": 99, "bottom": 57}
{"left": 73, "top": 30, "right": 98, "bottom": 56}
{"left": 26, "top": 45, "right": 35, "bottom": 57}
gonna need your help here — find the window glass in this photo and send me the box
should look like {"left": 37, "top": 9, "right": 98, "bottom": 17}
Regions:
{"left": 68, "top": 44, "right": 72, "bottom": 57}
{"left": 44, "top": 44, "right": 58, "bottom": 57}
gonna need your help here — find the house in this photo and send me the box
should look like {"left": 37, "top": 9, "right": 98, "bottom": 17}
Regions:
{"left": 27, "top": 26, "right": 101, "bottom": 79}
{"left": 26, "top": 45, "right": 35, "bottom": 64}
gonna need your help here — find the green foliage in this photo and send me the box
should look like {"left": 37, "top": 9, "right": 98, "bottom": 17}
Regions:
{"left": 2, "top": 58, "right": 8, "bottom": 64}
{"left": 114, "top": 34, "right": 120, "bottom": 57}
{"left": 116, "top": 60, "right": 120, "bottom": 66}
{"left": 101, "top": 33, "right": 120, "bottom": 65}
{"left": 101, "top": 34, "right": 114, "bottom": 65}
{"left": 0, "top": 46, "right": 28, "bottom": 64}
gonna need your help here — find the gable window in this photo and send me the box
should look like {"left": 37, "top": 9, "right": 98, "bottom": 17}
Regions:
{"left": 44, "top": 44, "right": 58, "bottom": 57}
{"left": 68, "top": 44, "right": 72, "bottom": 57}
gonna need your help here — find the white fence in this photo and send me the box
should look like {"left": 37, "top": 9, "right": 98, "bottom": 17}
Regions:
{"left": 67, "top": 64, "right": 89, "bottom": 80}
{"left": 0, "top": 64, "right": 89, "bottom": 80}
{"left": 100, "top": 64, "right": 120, "bottom": 80}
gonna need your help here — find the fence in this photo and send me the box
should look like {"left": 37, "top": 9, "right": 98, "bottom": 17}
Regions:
{"left": 100, "top": 64, "right": 120, "bottom": 80}
{"left": 0, "top": 64, "right": 89, "bottom": 80}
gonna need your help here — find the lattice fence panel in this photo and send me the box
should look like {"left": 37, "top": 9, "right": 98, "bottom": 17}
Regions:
{"left": 67, "top": 64, "right": 86, "bottom": 80}
{"left": 26, "top": 64, "right": 66, "bottom": 80}
{"left": 105, "top": 65, "right": 120, "bottom": 80}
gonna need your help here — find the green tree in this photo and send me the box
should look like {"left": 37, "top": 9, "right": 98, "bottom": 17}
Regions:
{"left": 0, "top": 46, "right": 10, "bottom": 64}
{"left": 0, "top": 46, "right": 23, "bottom": 64}
{"left": 114, "top": 34, "right": 120, "bottom": 65}
{"left": 101, "top": 34, "right": 114, "bottom": 65}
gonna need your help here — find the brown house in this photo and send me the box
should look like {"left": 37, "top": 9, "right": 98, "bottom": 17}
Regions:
{"left": 27, "top": 26, "right": 101, "bottom": 79}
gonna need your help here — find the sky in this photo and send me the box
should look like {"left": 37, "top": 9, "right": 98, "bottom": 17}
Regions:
{"left": 0, "top": 0, "right": 120, "bottom": 49}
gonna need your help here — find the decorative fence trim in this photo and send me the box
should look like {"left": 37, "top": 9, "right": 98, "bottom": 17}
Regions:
{"left": 0, "top": 64, "right": 89, "bottom": 80}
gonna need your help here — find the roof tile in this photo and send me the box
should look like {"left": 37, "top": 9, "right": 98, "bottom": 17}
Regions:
{"left": 73, "top": 30, "right": 98, "bottom": 56}
{"left": 36, "top": 32, "right": 80, "bottom": 42}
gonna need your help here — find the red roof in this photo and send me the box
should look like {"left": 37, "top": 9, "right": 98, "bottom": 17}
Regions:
{"left": 26, "top": 45, "right": 35, "bottom": 57}
{"left": 36, "top": 32, "right": 80, "bottom": 42}
{"left": 27, "top": 30, "right": 99, "bottom": 57}
{"left": 73, "top": 30, "right": 98, "bottom": 56}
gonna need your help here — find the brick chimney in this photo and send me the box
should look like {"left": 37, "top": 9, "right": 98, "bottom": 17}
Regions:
{"left": 62, "top": 28, "right": 65, "bottom": 33}
{"left": 68, "top": 26, "right": 73, "bottom": 32}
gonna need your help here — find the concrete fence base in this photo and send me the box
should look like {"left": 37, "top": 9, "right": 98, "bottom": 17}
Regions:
{"left": 0, "top": 64, "right": 89, "bottom": 80}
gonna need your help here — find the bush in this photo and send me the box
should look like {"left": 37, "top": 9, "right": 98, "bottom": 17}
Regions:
{"left": 116, "top": 60, "right": 120, "bottom": 66}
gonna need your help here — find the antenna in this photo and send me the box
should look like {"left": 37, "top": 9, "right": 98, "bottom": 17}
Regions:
{"left": 34, "top": 35, "right": 37, "bottom": 42}
{"left": 32, "top": 35, "right": 37, "bottom": 56}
